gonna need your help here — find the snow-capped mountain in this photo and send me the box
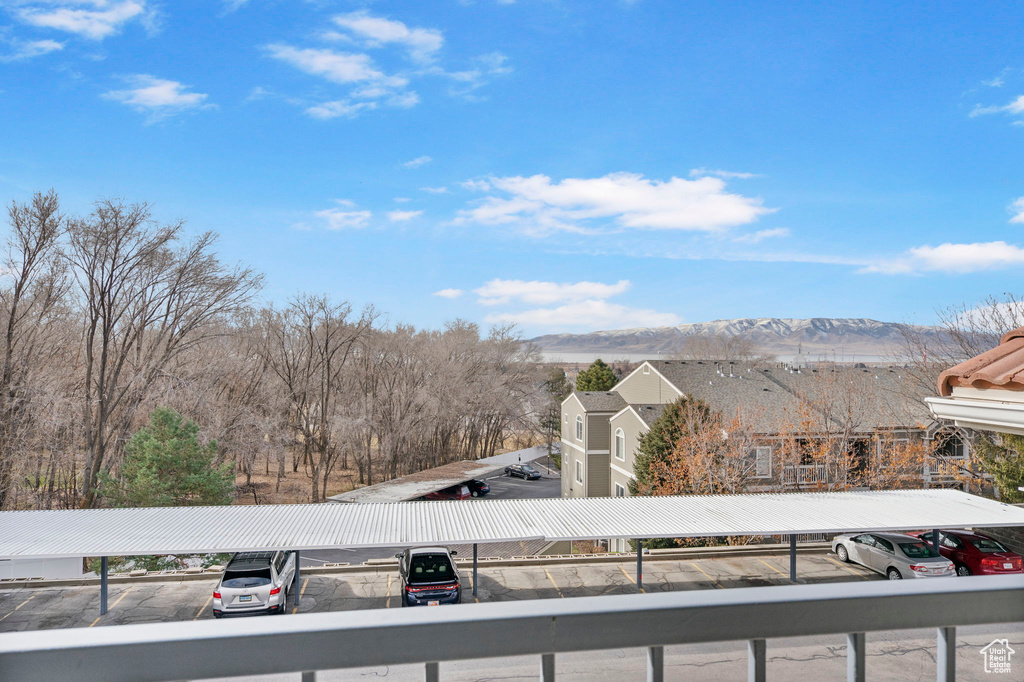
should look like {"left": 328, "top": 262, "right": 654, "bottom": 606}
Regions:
{"left": 529, "top": 318, "right": 944, "bottom": 359}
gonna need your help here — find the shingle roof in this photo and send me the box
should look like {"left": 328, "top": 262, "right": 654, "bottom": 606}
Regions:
{"left": 574, "top": 391, "right": 627, "bottom": 412}
{"left": 645, "top": 360, "right": 932, "bottom": 434}
{"left": 628, "top": 403, "right": 667, "bottom": 426}
{"left": 938, "top": 327, "right": 1024, "bottom": 396}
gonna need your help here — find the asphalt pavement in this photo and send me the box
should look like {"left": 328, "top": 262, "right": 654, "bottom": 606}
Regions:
{"left": 301, "top": 463, "right": 561, "bottom": 567}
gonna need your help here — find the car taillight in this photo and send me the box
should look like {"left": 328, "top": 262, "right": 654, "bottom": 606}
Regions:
{"left": 270, "top": 586, "right": 281, "bottom": 595}
{"left": 406, "top": 583, "right": 458, "bottom": 593}
{"left": 213, "top": 591, "right": 221, "bottom": 599}
{"left": 909, "top": 564, "right": 928, "bottom": 572}
{"left": 981, "top": 558, "right": 1002, "bottom": 568}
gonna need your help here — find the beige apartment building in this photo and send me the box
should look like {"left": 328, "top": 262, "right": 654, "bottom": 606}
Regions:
{"left": 560, "top": 359, "right": 967, "bottom": 507}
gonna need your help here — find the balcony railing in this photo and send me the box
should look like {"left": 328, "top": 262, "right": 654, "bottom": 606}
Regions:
{"left": 1, "top": 575, "right": 1021, "bottom": 681}
{"left": 781, "top": 463, "right": 828, "bottom": 485}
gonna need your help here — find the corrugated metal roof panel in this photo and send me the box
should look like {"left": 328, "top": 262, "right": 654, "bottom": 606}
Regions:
{"left": 1, "top": 489, "right": 1023, "bottom": 560}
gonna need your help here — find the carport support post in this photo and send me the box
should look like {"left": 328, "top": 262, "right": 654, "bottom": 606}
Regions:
{"left": 100, "top": 556, "right": 108, "bottom": 615}
{"left": 932, "top": 528, "right": 941, "bottom": 558}
{"left": 789, "top": 535, "right": 797, "bottom": 582}
{"left": 636, "top": 539, "right": 643, "bottom": 590}
{"left": 293, "top": 550, "right": 301, "bottom": 607}
{"left": 472, "top": 543, "right": 478, "bottom": 597}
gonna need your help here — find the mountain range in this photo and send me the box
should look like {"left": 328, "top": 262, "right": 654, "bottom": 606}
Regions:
{"left": 529, "top": 318, "right": 945, "bottom": 360}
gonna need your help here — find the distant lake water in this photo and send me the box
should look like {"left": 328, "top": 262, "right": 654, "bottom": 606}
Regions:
{"left": 539, "top": 351, "right": 891, "bottom": 364}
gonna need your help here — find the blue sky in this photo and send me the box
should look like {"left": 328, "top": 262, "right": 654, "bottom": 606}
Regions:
{"left": 2, "top": 1, "right": 1023, "bottom": 337}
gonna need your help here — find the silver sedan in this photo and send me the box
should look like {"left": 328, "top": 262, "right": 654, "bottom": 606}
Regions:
{"left": 832, "top": 532, "right": 955, "bottom": 580}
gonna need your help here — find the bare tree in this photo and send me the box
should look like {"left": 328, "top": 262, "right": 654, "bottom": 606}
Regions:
{"left": 66, "top": 200, "right": 262, "bottom": 508}
{"left": 0, "top": 190, "right": 71, "bottom": 508}
{"left": 672, "top": 334, "right": 775, "bottom": 365}
{"left": 253, "top": 295, "right": 375, "bottom": 502}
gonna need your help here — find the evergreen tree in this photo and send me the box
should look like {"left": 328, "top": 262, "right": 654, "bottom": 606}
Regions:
{"left": 974, "top": 432, "right": 1024, "bottom": 503}
{"left": 100, "top": 407, "right": 234, "bottom": 507}
{"left": 575, "top": 358, "right": 618, "bottom": 391}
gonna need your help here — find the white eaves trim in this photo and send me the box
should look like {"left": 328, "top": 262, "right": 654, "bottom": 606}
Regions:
{"left": 925, "top": 396, "right": 1024, "bottom": 437}
{"left": 610, "top": 462, "right": 636, "bottom": 480}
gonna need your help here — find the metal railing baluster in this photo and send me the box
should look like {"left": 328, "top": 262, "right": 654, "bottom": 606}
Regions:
{"left": 937, "top": 626, "right": 956, "bottom": 682}
{"left": 748, "top": 639, "right": 766, "bottom": 682}
{"left": 846, "top": 632, "right": 865, "bottom": 682}
{"left": 647, "top": 645, "right": 664, "bottom": 682}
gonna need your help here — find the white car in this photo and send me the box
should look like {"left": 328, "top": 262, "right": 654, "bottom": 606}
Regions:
{"left": 213, "top": 550, "right": 296, "bottom": 617}
{"left": 833, "top": 532, "right": 955, "bottom": 580}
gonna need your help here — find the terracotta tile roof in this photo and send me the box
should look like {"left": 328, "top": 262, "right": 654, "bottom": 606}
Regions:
{"left": 938, "top": 327, "right": 1024, "bottom": 396}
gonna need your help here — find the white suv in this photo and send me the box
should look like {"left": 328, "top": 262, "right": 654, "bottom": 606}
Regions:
{"left": 212, "top": 550, "right": 296, "bottom": 617}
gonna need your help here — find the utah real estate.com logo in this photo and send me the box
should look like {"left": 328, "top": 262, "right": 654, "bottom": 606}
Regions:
{"left": 980, "top": 639, "right": 1015, "bottom": 675}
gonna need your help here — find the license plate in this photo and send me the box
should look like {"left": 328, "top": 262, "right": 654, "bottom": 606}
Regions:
{"left": 239, "top": 595, "right": 252, "bottom": 602}
{"left": 428, "top": 600, "right": 440, "bottom": 606}
{"left": 1005, "top": 563, "right": 1013, "bottom": 569}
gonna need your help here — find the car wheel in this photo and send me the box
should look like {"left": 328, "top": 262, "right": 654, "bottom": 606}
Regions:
{"left": 887, "top": 568, "right": 902, "bottom": 580}
{"left": 471, "top": 490, "right": 479, "bottom": 497}
{"left": 956, "top": 564, "right": 971, "bottom": 577}
{"left": 836, "top": 545, "right": 849, "bottom": 563}
{"left": 213, "top": 612, "right": 222, "bottom": 619}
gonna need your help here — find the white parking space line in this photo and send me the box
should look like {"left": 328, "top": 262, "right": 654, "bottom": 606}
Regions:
{"left": 0, "top": 594, "right": 34, "bottom": 622}
{"left": 194, "top": 593, "right": 213, "bottom": 620}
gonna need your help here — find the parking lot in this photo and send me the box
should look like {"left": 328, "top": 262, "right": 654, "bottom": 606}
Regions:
{"left": 0, "top": 551, "right": 877, "bottom": 632}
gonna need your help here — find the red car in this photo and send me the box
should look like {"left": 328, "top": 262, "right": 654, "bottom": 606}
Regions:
{"left": 915, "top": 530, "right": 1023, "bottom": 576}
{"left": 424, "top": 484, "right": 472, "bottom": 501}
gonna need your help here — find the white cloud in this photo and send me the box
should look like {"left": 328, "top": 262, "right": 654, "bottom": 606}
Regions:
{"left": 732, "top": 227, "right": 791, "bottom": 244}
{"left": 456, "top": 172, "right": 774, "bottom": 236}
{"left": 331, "top": 11, "right": 443, "bottom": 63}
{"left": 433, "top": 288, "right": 463, "bottom": 299}
{"left": 1010, "top": 197, "right": 1024, "bottom": 224}
{"left": 0, "top": 39, "right": 63, "bottom": 62}
{"left": 305, "top": 99, "right": 377, "bottom": 119}
{"left": 315, "top": 208, "right": 372, "bottom": 230}
{"left": 403, "top": 155, "right": 432, "bottom": 168}
{"left": 16, "top": 1, "right": 147, "bottom": 40}
{"left": 689, "top": 168, "right": 762, "bottom": 180}
{"left": 266, "top": 44, "right": 404, "bottom": 87}
{"left": 387, "top": 210, "right": 423, "bottom": 222}
{"left": 103, "top": 75, "right": 209, "bottom": 119}
{"left": 474, "top": 278, "right": 631, "bottom": 306}
{"left": 485, "top": 300, "right": 682, "bottom": 330}
{"left": 970, "top": 95, "right": 1024, "bottom": 118}
{"left": 863, "top": 241, "right": 1024, "bottom": 274}
{"left": 420, "top": 186, "right": 449, "bottom": 194}
{"left": 394, "top": 197, "right": 411, "bottom": 203}
{"left": 461, "top": 178, "right": 491, "bottom": 191}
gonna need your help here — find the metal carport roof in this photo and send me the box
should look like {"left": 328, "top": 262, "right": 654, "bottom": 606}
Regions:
{"left": 2, "top": 489, "right": 1024, "bottom": 560}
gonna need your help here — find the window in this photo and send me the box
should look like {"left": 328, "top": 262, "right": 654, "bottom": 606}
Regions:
{"left": 563, "top": 412, "right": 568, "bottom": 424}
{"left": 873, "top": 537, "right": 895, "bottom": 554}
{"left": 575, "top": 415, "right": 584, "bottom": 441}
{"left": 614, "top": 428, "right": 625, "bottom": 460}
{"left": 575, "top": 459, "right": 584, "bottom": 484}
{"left": 748, "top": 446, "right": 771, "bottom": 478}
{"left": 614, "top": 483, "right": 626, "bottom": 497}
{"left": 642, "top": 365, "right": 650, "bottom": 374}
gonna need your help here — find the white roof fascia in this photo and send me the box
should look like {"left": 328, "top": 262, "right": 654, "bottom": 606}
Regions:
{"left": 925, "top": 396, "right": 1024, "bottom": 437}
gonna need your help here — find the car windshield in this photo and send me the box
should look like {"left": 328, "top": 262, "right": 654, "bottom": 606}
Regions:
{"left": 972, "top": 538, "right": 1009, "bottom": 553}
{"left": 899, "top": 542, "right": 939, "bottom": 558}
{"left": 222, "top": 568, "right": 272, "bottom": 588}
{"left": 522, "top": 466, "right": 537, "bottom": 473}
{"left": 409, "top": 554, "right": 455, "bottom": 584}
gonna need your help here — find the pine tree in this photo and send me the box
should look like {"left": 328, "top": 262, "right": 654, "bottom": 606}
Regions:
{"left": 974, "top": 432, "right": 1024, "bottom": 503}
{"left": 100, "top": 407, "right": 235, "bottom": 507}
{"left": 575, "top": 358, "right": 618, "bottom": 391}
